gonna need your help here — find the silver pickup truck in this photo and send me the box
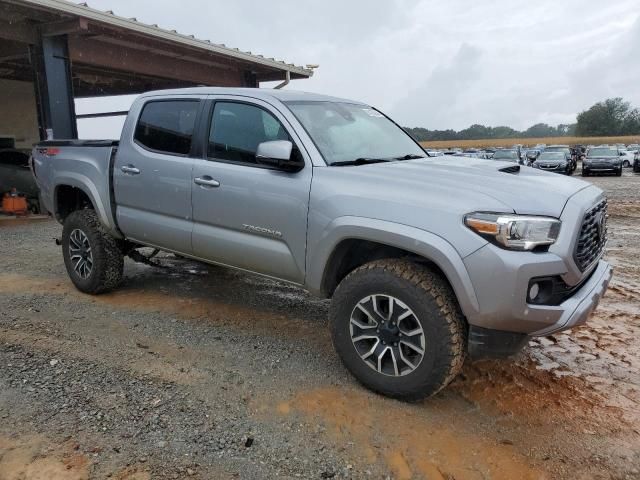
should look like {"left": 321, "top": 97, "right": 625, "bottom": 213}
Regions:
{"left": 31, "top": 87, "right": 612, "bottom": 399}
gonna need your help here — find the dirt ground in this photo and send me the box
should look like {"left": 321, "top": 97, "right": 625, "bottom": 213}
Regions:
{"left": 0, "top": 171, "right": 639, "bottom": 480}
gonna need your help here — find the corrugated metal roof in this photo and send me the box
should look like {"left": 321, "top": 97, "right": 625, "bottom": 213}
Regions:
{"left": 16, "top": 0, "right": 314, "bottom": 78}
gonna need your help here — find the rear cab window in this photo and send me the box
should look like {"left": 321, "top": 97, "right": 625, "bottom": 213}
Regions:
{"left": 134, "top": 100, "right": 200, "bottom": 155}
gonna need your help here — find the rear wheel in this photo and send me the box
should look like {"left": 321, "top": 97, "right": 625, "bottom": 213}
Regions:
{"left": 581, "top": 169, "right": 588, "bottom": 176}
{"left": 623, "top": 160, "right": 630, "bottom": 168}
{"left": 62, "top": 209, "right": 123, "bottom": 294}
{"left": 330, "top": 259, "right": 466, "bottom": 400}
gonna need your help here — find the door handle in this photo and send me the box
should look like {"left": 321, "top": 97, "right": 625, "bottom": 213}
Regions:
{"left": 121, "top": 165, "right": 140, "bottom": 175}
{"left": 194, "top": 176, "right": 220, "bottom": 188}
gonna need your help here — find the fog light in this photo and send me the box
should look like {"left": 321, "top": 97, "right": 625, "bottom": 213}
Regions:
{"left": 529, "top": 283, "right": 540, "bottom": 301}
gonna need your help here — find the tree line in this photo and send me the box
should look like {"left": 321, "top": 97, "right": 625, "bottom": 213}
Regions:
{"left": 405, "top": 97, "right": 640, "bottom": 141}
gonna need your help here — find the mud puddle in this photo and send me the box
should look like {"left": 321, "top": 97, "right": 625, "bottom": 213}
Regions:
{"left": 275, "top": 386, "right": 549, "bottom": 480}
{"left": 0, "top": 435, "right": 89, "bottom": 480}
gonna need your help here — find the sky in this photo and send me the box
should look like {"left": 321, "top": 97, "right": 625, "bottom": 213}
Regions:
{"left": 75, "top": 0, "right": 640, "bottom": 138}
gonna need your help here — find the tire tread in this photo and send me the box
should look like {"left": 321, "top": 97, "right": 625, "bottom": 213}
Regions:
{"left": 63, "top": 209, "right": 123, "bottom": 294}
{"left": 330, "top": 258, "right": 467, "bottom": 400}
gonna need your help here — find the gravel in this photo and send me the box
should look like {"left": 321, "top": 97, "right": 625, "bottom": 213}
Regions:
{"left": 0, "top": 171, "right": 639, "bottom": 479}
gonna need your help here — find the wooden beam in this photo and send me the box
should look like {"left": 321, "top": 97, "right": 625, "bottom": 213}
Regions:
{"left": 67, "top": 36, "right": 246, "bottom": 87}
{"left": 40, "top": 17, "right": 89, "bottom": 37}
{"left": 0, "top": 19, "right": 37, "bottom": 44}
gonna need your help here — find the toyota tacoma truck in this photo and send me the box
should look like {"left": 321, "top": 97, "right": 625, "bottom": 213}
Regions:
{"left": 31, "top": 88, "right": 612, "bottom": 400}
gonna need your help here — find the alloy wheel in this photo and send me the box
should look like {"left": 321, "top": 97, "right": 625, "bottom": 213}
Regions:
{"left": 349, "top": 294, "right": 426, "bottom": 376}
{"left": 69, "top": 228, "right": 93, "bottom": 279}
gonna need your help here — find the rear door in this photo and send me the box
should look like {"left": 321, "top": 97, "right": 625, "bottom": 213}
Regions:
{"left": 191, "top": 97, "right": 312, "bottom": 283}
{"left": 114, "top": 97, "right": 203, "bottom": 253}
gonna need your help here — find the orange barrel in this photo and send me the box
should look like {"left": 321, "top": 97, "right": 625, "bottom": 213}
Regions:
{"left": 2, "top": 190, "right": 29, "bottom": 215}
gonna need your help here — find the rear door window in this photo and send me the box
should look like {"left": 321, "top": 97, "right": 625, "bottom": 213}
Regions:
{"left": 134, "top": 100, "right": 199, "bottom": 155}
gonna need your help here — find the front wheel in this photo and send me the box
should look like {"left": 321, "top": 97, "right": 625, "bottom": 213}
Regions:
{"left": 330, "top": 259, "right": 467, "bottom": 400}
{"left": 622, "top": 160, "right": 630, "bottom": 168}
{"left": 62, "top": 209, "right": 124, "bottom": 294}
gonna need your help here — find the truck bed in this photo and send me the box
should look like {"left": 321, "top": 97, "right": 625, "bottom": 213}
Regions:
{"left": 32, "top": 139, "right": 120, "bottom": 234}
{"left": 36, "top": 140, "right": 119, "bottom": 148}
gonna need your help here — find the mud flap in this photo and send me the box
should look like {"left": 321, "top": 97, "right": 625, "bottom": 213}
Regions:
{"left": 468, "top": 326, "right": 529, "bottom": 359}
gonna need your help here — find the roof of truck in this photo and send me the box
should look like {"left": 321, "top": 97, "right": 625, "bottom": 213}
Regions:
{"left": 137, "top": 87, "right": 365, "bottom": 105}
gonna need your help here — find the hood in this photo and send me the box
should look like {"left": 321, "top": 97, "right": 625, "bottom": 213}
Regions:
{"left": 319, "top": 157, "right": 590, "bottom": 218}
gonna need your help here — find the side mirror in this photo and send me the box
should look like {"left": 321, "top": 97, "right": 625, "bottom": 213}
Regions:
{"left": 256, "top": 140, "right": 303, "bottom": 172}
{"left": 619, "top": 152, "right": 625, "bottom": 156}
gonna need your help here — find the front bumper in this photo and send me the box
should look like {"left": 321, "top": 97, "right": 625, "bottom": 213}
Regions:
{"left": 583, "top": 162, "right": 621, "bottom": 172}
{"left": 530, "top": 260, "right": 612, "bottom": 336}
{"left": 467, "top": 261, "right": 612, "bottom": 358}
{"left": 536, "top": 163, "right": 569, "bottom": 174}
{"left": 462, "top": 186, "right": 612, "bottom": 336}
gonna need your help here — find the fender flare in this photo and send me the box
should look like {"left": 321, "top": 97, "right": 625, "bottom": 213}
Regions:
{"left": 306, "top": 216, "right": 480, "bottom": 319}
{"left": 53, "top": 173, "right": 119, "bottom": 236}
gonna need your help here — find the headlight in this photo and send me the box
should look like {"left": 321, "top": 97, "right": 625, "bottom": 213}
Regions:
{"left": 465, "top": 213, "right": 561, "bottom": 251}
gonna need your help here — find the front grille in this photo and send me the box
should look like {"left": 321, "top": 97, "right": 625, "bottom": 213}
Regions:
{"left": 574, "top": 200, "right": 607, "bottom": 271}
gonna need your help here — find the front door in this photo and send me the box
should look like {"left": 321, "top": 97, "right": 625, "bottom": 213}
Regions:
{"left": 114, "top": 98, "right": 202, "bottom": 254}
{"left": 191, "top": 98, "right": 312, "bottom": 283}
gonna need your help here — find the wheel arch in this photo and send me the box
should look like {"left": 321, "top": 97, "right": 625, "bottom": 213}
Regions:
{"left": 307, "top": 217, "right": 480, "bottom": 319}
{"left": 53, "top": 174, "right": 119, "bottom": 236}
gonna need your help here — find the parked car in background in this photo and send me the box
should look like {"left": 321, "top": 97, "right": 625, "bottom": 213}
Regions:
{"left": 582, "top": 147, "right": 623, "bottom": 176}
{"left": 626, "top": 144, "right": 639, "bottom": 153}
{"left": 425, "top": 150, "right": 444, "bottom": 157}
{"left": 491, "top": 149, "right": 520, "bottom": 163}
{"left": 532, "top": 151, "right": 573, "bottom": 175}
{"left": 544, "top": 145, "right": 575, "bottom": 171}
{"left": 462, "top": 148, "right": 483, "bottom": 158}
{"left": 618, "top": 149, "right": 635, "bottom": 168}
{"left": 523, "top": 149, "right": 541, "bottom": 166}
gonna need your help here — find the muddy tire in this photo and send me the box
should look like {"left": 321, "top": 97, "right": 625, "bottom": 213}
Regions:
{"left": 330, "top": 259, "right": 467, "bottom": 401}
{"left": 62, "top": 209, "right": 123, "bottom": 294}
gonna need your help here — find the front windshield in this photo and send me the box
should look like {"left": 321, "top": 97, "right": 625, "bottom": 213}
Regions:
{"left": 587, "top": 148, "right": 618, "bottom": 157}
{"left": 285, "top": 101, "right": 425, "bottom": 165}
{"left": 538, "top": 152, "right": 565, "bottom": 161}
{"left": 545, "top": 146, "right": 570, "bottom": 154}
{"left": 492, "top": 150, "right": 518, "bottom": 160}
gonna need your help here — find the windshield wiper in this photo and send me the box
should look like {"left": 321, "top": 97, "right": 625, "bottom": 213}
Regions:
{"left": 330, "top": 157, "right": 391, "bottom": 167}
{"left": 395, "top": 154, "right": 425, "bottom": 160}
